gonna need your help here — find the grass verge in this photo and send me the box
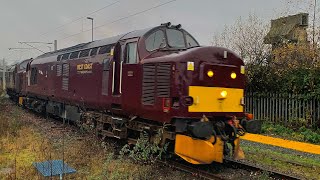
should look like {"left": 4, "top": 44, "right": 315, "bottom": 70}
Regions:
{"left": 241, "top": 143, "right": 320, "bottom": 179}
{"left": 261, "top": 122, "right": 320, "bottom": 144}
{"left": 0, "top": 99, "right": 188, "bottom": 179}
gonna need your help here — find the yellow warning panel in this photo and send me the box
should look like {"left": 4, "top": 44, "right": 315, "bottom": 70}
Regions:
{"left": 187, "top": 61, "right": 194, "bottom": 71}
{"left": 175, "top": 134, "right": 224, "bottom": 164}
{"left": 188, "top": 86, "right": 244, "bottom": 112}
{"left": 241, "top": 133, "right": 320, "bottom": 155}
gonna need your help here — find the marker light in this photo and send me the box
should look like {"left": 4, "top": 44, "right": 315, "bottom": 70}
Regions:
{"left": 162, "top": 98, "right": 171, "bottom": 113}
{"left": 220, "top": 91, "right": 227, "bottom": 98}
{"left": 207, "top": 70, "right": 214, "bottom": 77}
{"left": 231, "top": 72, "right": 237, "bottom": 79}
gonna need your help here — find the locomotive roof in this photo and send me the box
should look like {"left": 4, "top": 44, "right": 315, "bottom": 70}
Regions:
{"left": 37, "top": 27, "right": 154, "bottom": 59}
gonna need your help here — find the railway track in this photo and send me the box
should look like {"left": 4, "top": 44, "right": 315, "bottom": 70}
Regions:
{"left": 224, "top": 159, "right": 301, "bottom": 180}
{"left": 22, "top": 106, "right": 303, "bottom": 180}
{"left": 157, "top": 159, "right": 225, "bottom": 180}
{"left": 158, "top": 158, "right": 302, "bottom": 180}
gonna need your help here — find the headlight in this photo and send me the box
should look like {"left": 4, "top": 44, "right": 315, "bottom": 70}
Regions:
{"left": 207, "top": 70, "right": 214, "bottom": 77}
{"left": 220, "top": 91, "right": 227, "bottom": 98}
{"left": 231, "top": 72, "right": 237, "bottom": 79}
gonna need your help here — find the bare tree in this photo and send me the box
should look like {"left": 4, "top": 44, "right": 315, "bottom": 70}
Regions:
{"left": 212, "top": 13, "right": 271, "bottom": 64}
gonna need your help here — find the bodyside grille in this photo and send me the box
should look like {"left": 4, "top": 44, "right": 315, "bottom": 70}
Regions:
{"left": 142, "top": 63, "right": 171, "bottom": 105}
{"left": 142, "top": 64, "right": 156, "bottom": 105}
{"left": 62, "top": 63, "right": 69, "bottom": 77}
{"left": 56, "top": 64, "right": 62, "bottom": 76}
{"left": 62, "top": 77, "right": 69, "bottom": 91}
{"left": 62, "top": 63, "right": 69, "bottom": 90}
{"left": 156, "top": 63, "right": 171, "bottom": 97}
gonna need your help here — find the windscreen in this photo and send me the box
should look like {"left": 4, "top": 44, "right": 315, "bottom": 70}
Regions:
{"left": 166, "top": 29, "right": 185, "bottom": 48}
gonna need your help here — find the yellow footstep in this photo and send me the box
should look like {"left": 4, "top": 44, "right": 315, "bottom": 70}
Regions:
{"left": 241, "top": 133, "right": 320, "bottom": 155}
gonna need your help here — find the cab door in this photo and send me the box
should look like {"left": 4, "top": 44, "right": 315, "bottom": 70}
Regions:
{"left": 112, "top": 41, "right": 124, "bottom": 96}
{"left": 121, "top": 38, "right": 140, "bottom": 112}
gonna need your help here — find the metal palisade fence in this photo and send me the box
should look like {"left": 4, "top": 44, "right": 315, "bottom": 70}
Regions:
{"left": 245, "top": 92, "right": 320, "bottom": 128}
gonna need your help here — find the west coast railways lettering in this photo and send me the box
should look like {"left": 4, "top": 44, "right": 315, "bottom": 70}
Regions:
{"left": 77, "top": 63, "right": 93, "bottom": 74}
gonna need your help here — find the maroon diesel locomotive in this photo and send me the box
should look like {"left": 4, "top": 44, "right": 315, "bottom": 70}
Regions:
{"left": 7, "top": 23, "right": 259, "bottom": 164}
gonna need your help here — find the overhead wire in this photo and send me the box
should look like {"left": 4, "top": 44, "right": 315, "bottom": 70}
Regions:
{"left": 58, "top": 0, "right": 178, "bottom": 41}
{"left": 40, "top": 0, "right": 121, "bottom": 37}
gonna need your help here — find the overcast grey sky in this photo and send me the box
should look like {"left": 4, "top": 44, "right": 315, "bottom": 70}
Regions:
{"left": 0, "top": 0, "right": 313, "bottom": 64}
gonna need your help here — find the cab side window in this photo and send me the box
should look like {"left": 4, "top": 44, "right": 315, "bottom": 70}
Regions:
{"left": 31, "top": 67, "right": 38, "bottom": 85}
{"left": 125, "top": 42, "right": 138, "bottom": 64}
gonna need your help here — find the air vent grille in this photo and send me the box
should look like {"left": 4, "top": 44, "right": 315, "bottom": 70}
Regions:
{"left": 62, "top": 77, "right": 69, "bottom": 91}
{"left": 156, "top": 63, "right": 171, "bottom": 97}
{"left": 142, "top": 64, "right": 156, "bottom": 105}
{"left": 142, "top": 63, "right": 171, "bottom": 105}
{"left": 56, "top": 65, "right": 62, "bottom": 76}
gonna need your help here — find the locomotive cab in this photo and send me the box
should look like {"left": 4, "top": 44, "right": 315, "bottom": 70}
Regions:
{"left": 138, "top": 23, "right": 259, "bottom": 164}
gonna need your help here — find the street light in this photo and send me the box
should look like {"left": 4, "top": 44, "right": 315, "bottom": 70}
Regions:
{"left": 87, "top": 17, "right": 94, "bottom": 42}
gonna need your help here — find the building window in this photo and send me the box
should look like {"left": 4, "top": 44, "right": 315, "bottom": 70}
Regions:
{"left": 301, "top": 15, "right": 308, "bottom": 26}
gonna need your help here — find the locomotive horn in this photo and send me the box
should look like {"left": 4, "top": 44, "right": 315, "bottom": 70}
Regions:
{"left": 172, "top": 24, "right": 182, "bottom": 29}
{"left": 161, "top": 22, "right": 171, "bottom": 27}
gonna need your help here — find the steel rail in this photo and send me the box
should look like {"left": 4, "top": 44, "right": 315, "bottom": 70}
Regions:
{"left": 158, "top": 158, "right": 302, "bottom": 180}
{"left": 224, "top": 158, "right": 302, "bottom": 180}
{"left": 157, "top": 159, "right": 225, "bottom": 180}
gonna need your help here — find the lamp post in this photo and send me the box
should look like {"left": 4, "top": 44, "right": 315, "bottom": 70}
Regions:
{"left": 87, "top": 17, "right": 94, "bottom": 42}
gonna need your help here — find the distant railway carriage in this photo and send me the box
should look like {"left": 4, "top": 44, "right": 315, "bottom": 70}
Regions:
{"left": 7, "top": 23, "right": 259, "bottom": 164}
{"left": 5, "top": 59, "right": 32, "bottom": 101}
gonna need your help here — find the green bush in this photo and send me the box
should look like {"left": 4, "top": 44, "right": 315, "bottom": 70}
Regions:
{"left": 299, "top": 127, "right": 320, "bottom": 144}
{"left": 262, "top": 122, "right": 320, "bottom": 144}
{"left": 120, "top": 132, "right": 168, "bottom": 164}
{"left": 246, "top": 62, "right": 320, "bottom": 98}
